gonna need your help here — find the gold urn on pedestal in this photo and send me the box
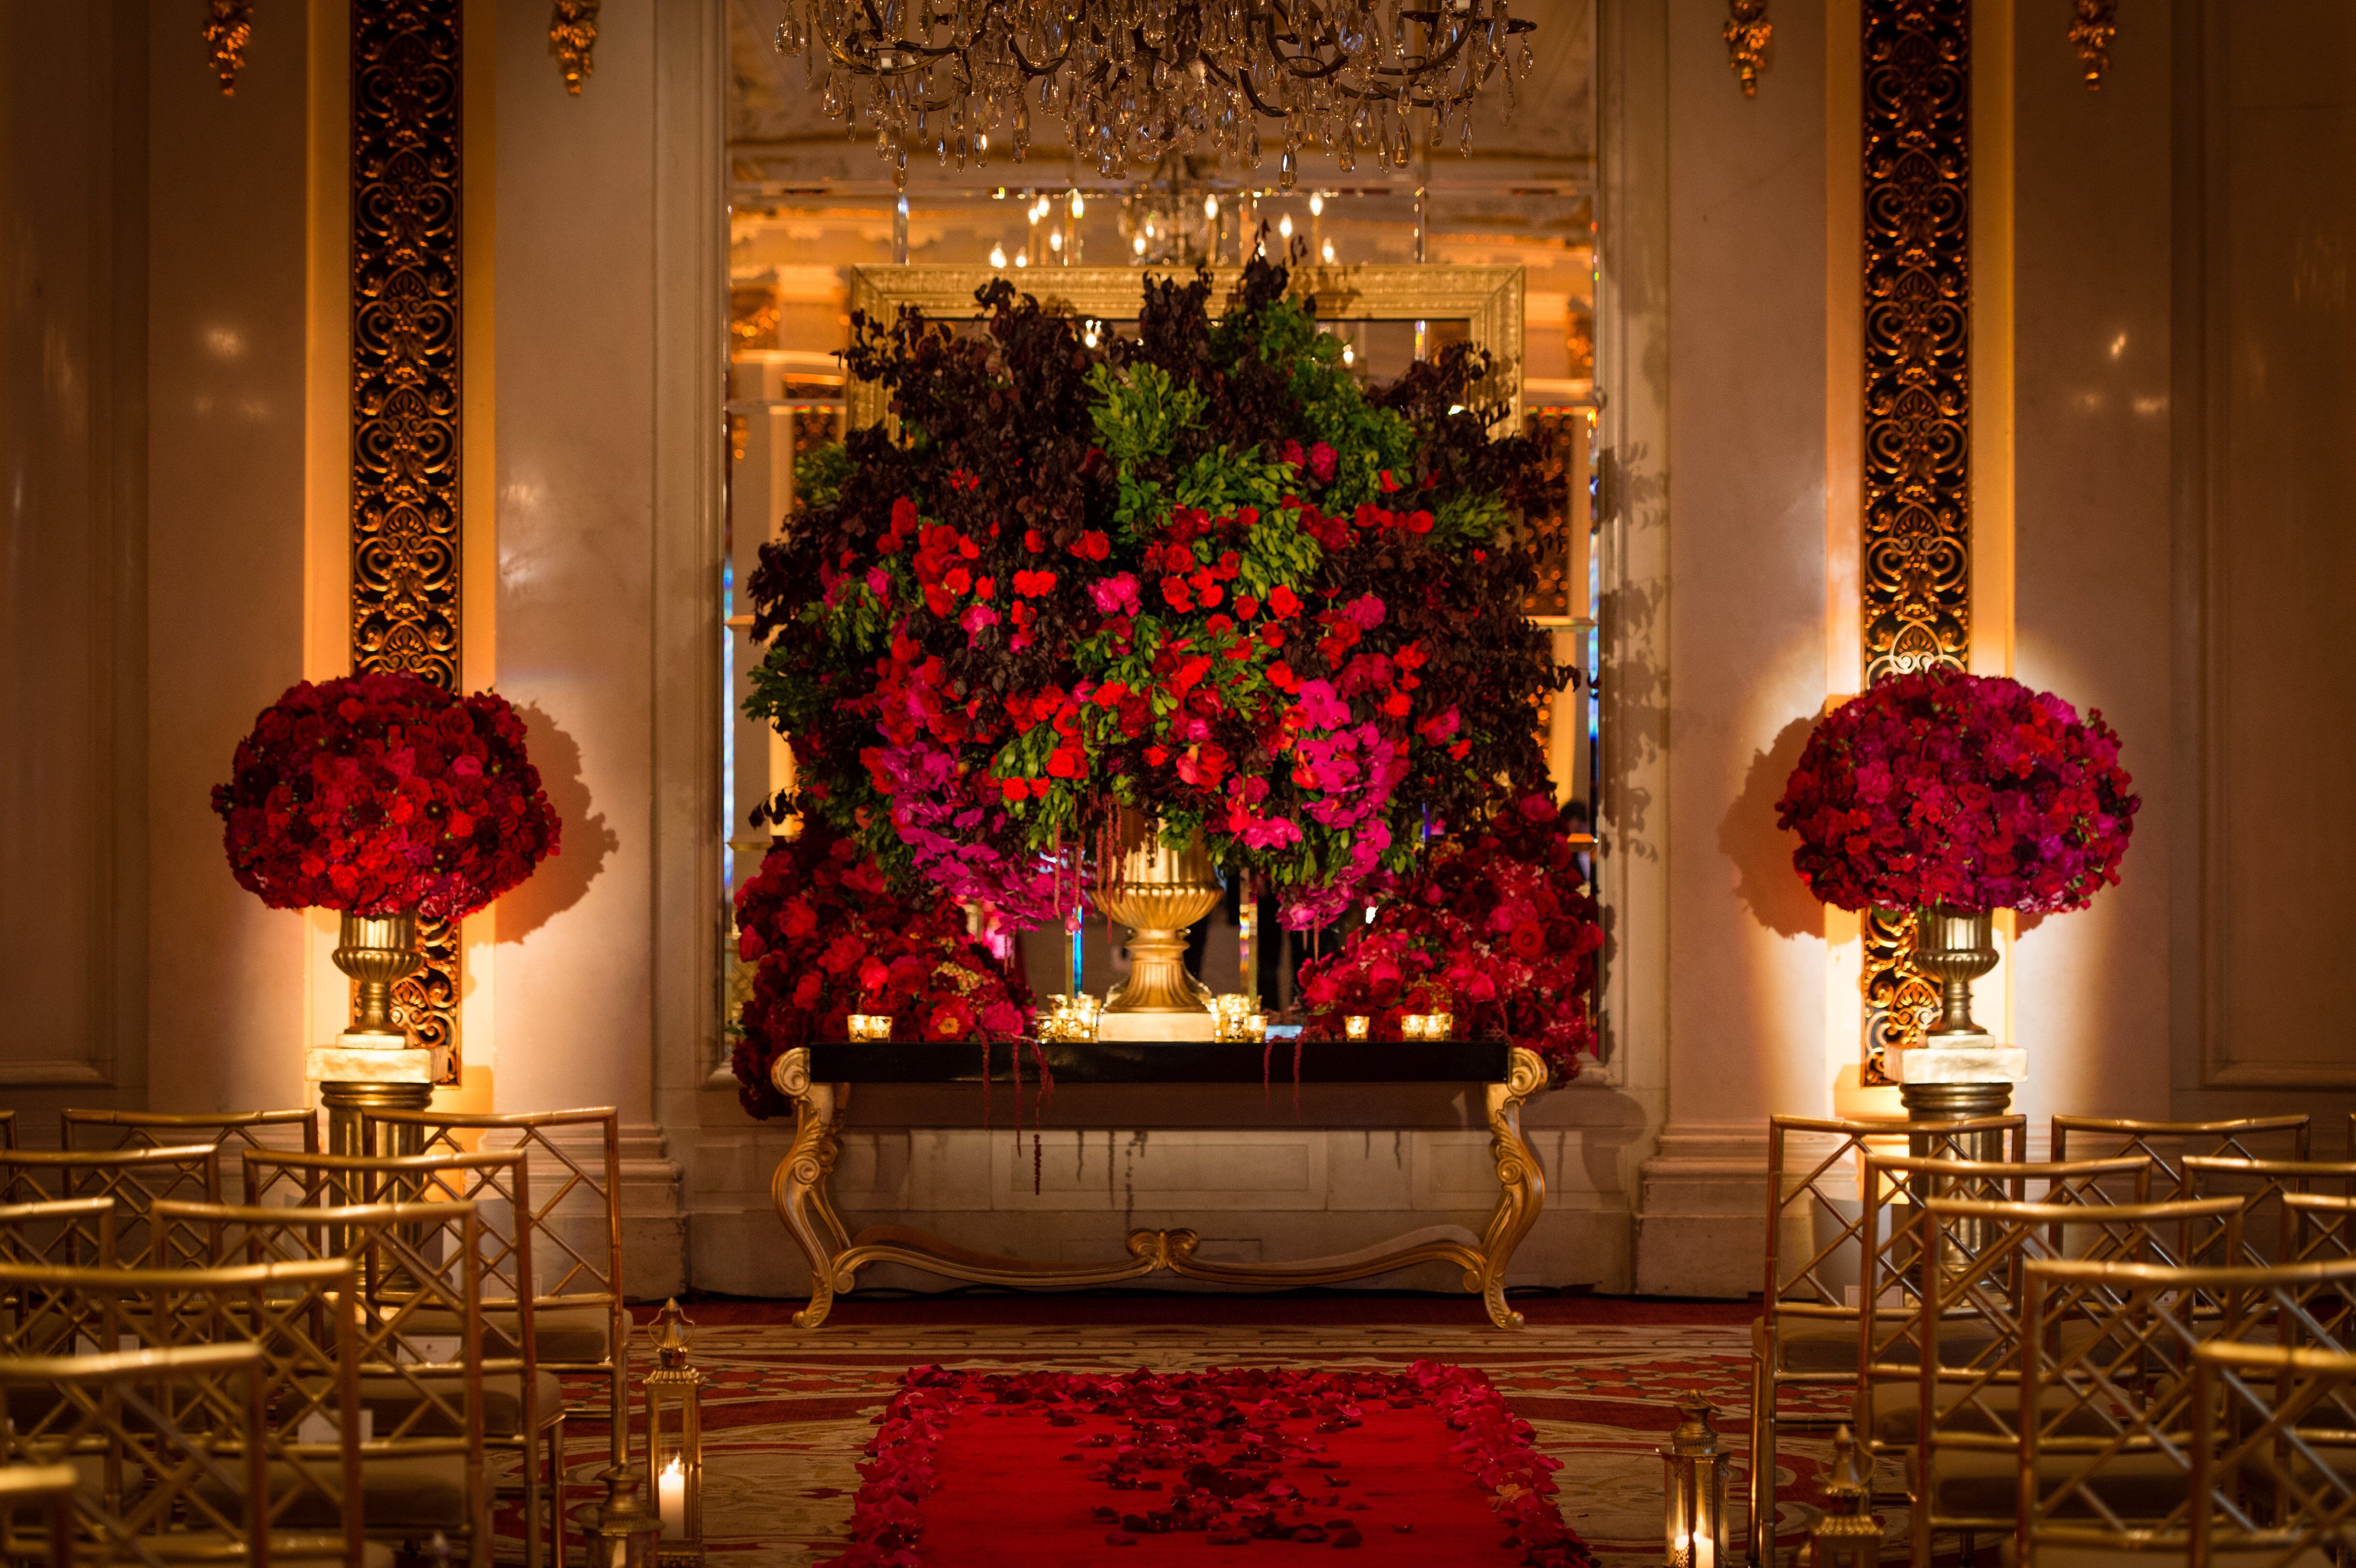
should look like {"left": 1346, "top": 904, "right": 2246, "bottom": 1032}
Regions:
{"left": 304, "top": 910, "right": 436, "bottom": 1158}
{"left": 1096, "top": 820, "right": 1221, "bottom": 1040}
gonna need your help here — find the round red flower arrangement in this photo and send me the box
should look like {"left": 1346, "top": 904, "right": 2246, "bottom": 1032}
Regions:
{"left": 1774, "top": 667, "right": 2138, "bottom": 914}
{"left": 211, "top": 671, "right": 560, "bottom": 920}
{"left": 1297, "top": 795, "right": 1603, "bottom": 1078}
{"left": 731, "top": 825, "right": 1033, "bottom": 1120}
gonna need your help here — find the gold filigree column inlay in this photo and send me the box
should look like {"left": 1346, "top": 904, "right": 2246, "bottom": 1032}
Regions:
{"left": 351, "top": 0, "right": 464, "bottom": 1079}
{"left": 1726, "top": 2, "right": 1772, "bottom": 97}
{"left": 204, "top": 1, "right": 255, "bottom": 94}
{"left": 550, "top": 1, "right": 600, "bottom": 94}
{"left": 1859, "top": 0, "right": 1970, "bottom": 1079}
{"left": 2069, "top": 0, "right": 2118, "bottom": 90}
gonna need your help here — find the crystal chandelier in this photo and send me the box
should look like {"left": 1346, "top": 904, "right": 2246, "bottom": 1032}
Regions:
{"left": 773, "top": 0, "right": 1537, "bottom": 188}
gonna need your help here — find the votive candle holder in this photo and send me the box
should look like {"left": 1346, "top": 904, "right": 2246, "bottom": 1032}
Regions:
{"left": 1343, "top": 1014, "right": 1371, "bottom": 1041}
{"left": 847, "top": 1013, "right": 893, "bottom": 1042}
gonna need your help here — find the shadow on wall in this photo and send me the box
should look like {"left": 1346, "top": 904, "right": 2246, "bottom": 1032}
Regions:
{"left": 1722, "top": 713, "right": 1824, "bottom": 941}
{"left": 497, "top": 702, "right": 616, "bottom": 941}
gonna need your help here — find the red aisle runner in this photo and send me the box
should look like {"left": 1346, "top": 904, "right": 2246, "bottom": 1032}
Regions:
{"left": 822, "top": 1364, "right": 1594, "bottom": 1567}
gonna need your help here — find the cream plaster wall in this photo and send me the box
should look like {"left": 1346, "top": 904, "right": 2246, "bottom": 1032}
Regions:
{"left": 1631, "top": 0, "right": 1835, "bottom": 1295}
{"left": 143, "top": 4, "right": 314, "bottom": 1118}
{"left": 2008, "top": 3, "right": 2177, "bottom": 1138}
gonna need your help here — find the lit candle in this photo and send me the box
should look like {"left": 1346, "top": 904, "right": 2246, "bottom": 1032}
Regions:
{"left": 658, "top": 1455, "right": 686, "bottom": 1539}
{"left": 1343, "top": 1014, "right": 1370, "bottom": 1040}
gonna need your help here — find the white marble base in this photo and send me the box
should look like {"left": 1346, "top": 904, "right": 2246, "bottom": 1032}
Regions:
{"left": 1094, "top": 1008, "right": 1216, "bottom": 1041}
{"left": 305, "top": 1034, "right": 435, "bottom": 1084}
{"left": 1890, "top": 1037, "right": 2028, "bottom": 1084}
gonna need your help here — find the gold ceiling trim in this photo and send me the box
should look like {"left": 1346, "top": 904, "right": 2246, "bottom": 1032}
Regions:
{"left": 1726, "top": 2, "right": 1772, "bottom": 97}
{"left": 204, "top": 1, "right": 255, "bottom": 95}
{"left": 2069, "top": 0, "right": 2118, "bottom": 90}
{"left": 351, "top": 0, "right": 465, "bottom": 1080}
{"left": 550, "top": 0, "right": 600, "bottom": 95}
{"left": 1859, "top": 0, "right": 1971, "bottom": 1079}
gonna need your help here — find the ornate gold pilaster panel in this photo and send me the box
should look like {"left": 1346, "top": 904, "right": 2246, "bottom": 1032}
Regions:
{"left": 351, "top": 0, "right": 464, "bottom": 1079}
{"left": 1859, "top": 0, "right": 1971, "bottom": 1079}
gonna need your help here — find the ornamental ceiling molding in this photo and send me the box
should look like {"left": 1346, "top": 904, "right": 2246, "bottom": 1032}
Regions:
{"left": 1859, "top": 0, "right": 1970, "bottom": 1077}
{"left": 1726, "top": 2, "right": 1771, "bottom": 97}
{"left": 204, "top": 0, "right": 255, "bottom": 94}
{"left": 351, "top": 0, "right": 464, "bottom": 1077}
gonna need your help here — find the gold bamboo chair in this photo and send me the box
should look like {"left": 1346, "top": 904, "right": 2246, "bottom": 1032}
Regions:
{"left": 2287, "top": 1191, "right": 2356, "bottom": 1265}
{"left": 239, "top": 1150, "right": 542, "bottom": 1568}
{"left": 62, "top": 1109, "right": 317, "bottom": 1204}
{"left": 0, "top": 1459, "right": 78, "bottom": 1566}
{"left": 2013, "top": 1255, "right": 2356, "bottom": 1568}
{"left": 1746, "top": 1112, "right": 2025, "bottom": 1565}
{"left": 0, "top": 1146, "right": 220, "bottom": 1270}
{"left": 0, "top": 1198, "right": 116, "bottom": 1268}
{"left": 365, "top": 1103, "right": 629, "bottom": 1560}
{"left": 0, "top": 1255, "right": 370, "bottom": 1567}
{"left": 2186, "top": 1340, "right": 2356, "bottom": 1568}
{"left": 2052, "top": 1114, "right": 2312, "bottom": 1186}
{"left": 2181, "top": 1155, "right": 2356, "bottom": 1275}
{"left": 0, "top": 1112, "right": 16, "bottom": 1150}
{"left": 1897, "top": 1194, "right": 2244, "bottom": 1566}
{"left": 1850, "top": 1153, "right": 2155, "bottom": 1526}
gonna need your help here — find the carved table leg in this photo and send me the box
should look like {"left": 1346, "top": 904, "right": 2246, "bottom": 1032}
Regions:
{"left": 769, "top": 1049, "right": 848, "bottom": 1328}
{"left": 1477, "top": 1046, "right": 1551, "bottom": 1330}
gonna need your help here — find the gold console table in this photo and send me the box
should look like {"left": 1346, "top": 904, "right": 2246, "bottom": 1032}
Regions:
{"left": 768, "top": 1037, "right": 1552, "bottom": 1331}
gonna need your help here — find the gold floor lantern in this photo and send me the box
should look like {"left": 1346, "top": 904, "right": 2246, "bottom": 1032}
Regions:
{"left": 643, "top": 1298, "right": 706, "bottom": 1565}
{"left": 585, "top": 1464, "right": 662, "bottom": 1568}
{"left": 1806, "top": 1426, "right": 1885, "bottom": 1568}
{"left": 1661, "top": 1394, "right": 1730, "bottom": 1568}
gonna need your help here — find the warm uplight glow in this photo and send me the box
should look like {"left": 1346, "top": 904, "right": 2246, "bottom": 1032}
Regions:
{"left": 1341, "top": 342, "right": 1355, "bottom": 366}
{"left": 1322, "top": 240, "right": 1336, "bottom": 263}
{"left": 1278, "top": 214, "right": 1294, "bottom": 239}
{"left": 1132, "top": 234, "right": 1148, "bottom": 255}
{"left": 1203, "top": 193, "right": 1219, "bottom": 220}
{"left": 1070, "top": 189, "right": 1085, "bottom": 217}
{"left": 1309, "top": 192, "right": 1324, "bottom": 215}
{"left": 1048, "top": 230, "right": 1063, "bottom": 252}
{"left": 989, "top": 243, "right": 1007, "bottom": 268}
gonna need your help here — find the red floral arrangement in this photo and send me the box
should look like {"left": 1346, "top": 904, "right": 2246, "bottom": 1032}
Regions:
{"left": 746, "top": 257, "right": 1565, "bottom": 935}
{"left": 1297, "top": 795, "right": 1602, "bottom": 1078}
{"left": 1775, "top": 667, "right": 2139, "bottom": 914}
{"left": 211, "top": 671, "right": 560, "bottom": 920}
{"left": 822, "top": 1362, "right": 1593, "bottom": 1568}
{"left": 731, "top": 825, "right": 1033, "bottom": 1120}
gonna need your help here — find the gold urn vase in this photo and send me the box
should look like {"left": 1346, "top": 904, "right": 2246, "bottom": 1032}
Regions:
{"left": 1910, "top": 903, "right": 1998, "bottom": 1041}
{"left": 306, "top": 910, "right": 436, "bottom": 1158}
{"left": 1096, "top": 821, "right": 1221, "bottom": 1039}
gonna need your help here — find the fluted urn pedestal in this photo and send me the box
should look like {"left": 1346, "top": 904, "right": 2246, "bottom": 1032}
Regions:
{"left": 1096, "top": 824, "right": 1221, "bottom": 1042}
{"left": 302, "top": 911, "right": 435, "bottom": 1159}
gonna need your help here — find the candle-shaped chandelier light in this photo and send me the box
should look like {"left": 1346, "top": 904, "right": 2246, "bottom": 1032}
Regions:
{"left": 642, "top": 1298, "right": 707, "bottom": 1566}
{"left": 775, "top": 0, "right": 1539, "bottom": 186}
{"left": 1660, "top": 1394, "right": 1729, "bottom": 1568}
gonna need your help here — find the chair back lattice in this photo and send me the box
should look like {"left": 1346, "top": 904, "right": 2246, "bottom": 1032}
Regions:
{"left": 62, "top": 1110, "right": 317, "bottom": 1204}
{"left": 2052, "top": 1114, "right": 2312, "bottom": 1187}
{"left": 234, "top": 1151, "right": 533, "bottom": 1389}
{"left": 2286, "top": 1192, "right": 2356, "bottom": 1267}
{"left": 0, "top": 1457, "right": 77, "bottom": 1564}
{"left": 0, "top": 1198, "right": 116, "bottom": 1269}
{"left": 1856, "top": 1153, "right": 2156, "bottom": 1381}
{"left": 0, "top": 1111, "right": 15, "bottom": 1151}
{"left": 2187, "top": 1339, "right": 2356, "bottom": 1567}
{"left": 2017, "top": 1255, "right": 2356, "bottom": 1566}
{"left": 2182, "top": 1155, "right": 2356, "bottom": 1269}
{"left": 1762, "top": 1115, "right": 2027, "bottom": 1333}
{"left": 364, "top": 1105, "right": 628, "bottom": 1460}
{"left": 0, "top": 1258, "right": 366, "bottom": 1565}
{"left": 0, "top": 1147, "right": 220, "bottom": 1271}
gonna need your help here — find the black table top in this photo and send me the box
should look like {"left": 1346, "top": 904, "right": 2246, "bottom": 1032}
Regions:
{"left": 804, "top": 1037, "right": 1511, "bottom": 1084}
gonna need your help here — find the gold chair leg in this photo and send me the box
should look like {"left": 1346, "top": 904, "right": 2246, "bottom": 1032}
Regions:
{"left": 770, "top": 1050, "right": 848, "bottom": 1329}
{"left": 547, "top": 1410, "right": 568, "bottom": 1568}
{"left": 1748, "top": 1357, "right": 1777, "bottom": 1567}
{"left": 1476, "top": 1047, "right": 1550, "bottom": 1330}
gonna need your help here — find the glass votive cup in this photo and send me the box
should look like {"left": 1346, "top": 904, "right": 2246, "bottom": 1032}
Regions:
{"left": 1245, "top": 1012, "right": 1268, "bottom": 1043}
{"left": 1343, "top": 1014, "right": 1371, "bottom": 1041}
{"left": 1400, "top": 1013, "right": 1432, "bottom": 1041}
{"left": 1428, "top": 1011, "right": 1455, "bottom": 1040}
{"left": 1213, "top": 993, "right": 1254, "bottom": 1041}
{"left": 847, "top": 1013, "right": 893, "bottom": 1041}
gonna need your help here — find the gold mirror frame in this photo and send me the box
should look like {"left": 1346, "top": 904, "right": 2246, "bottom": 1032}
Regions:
{"left": 843, "top": 264, "right": 1526, "bottom": 433}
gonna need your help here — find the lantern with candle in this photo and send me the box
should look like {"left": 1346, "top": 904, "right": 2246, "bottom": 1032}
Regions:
{"left": 585, "top": 1463, "right": 662, "bottom": 1568}
{"left": 642, "top": 1298, "right": 705, "bottom": 1565}
{"left": 1661, "top": 1393, "right": 1729, "bottom": 1568}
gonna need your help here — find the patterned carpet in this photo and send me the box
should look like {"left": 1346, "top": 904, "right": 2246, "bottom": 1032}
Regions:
{"left": 518, "top": 1296, "right": 1857, "bottom": 1567}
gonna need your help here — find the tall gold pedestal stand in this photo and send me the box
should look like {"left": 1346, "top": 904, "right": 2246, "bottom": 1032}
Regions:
{"left": 305, "top": 912, "right": 434, "bottom": 1165}
{"left": 1097, "top": 824, "right": 1222, "bottom": 1041}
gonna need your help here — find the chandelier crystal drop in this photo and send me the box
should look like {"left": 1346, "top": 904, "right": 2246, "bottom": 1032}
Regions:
{"left": 775, "top": 0, "right": 1538, "bottom": 180}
